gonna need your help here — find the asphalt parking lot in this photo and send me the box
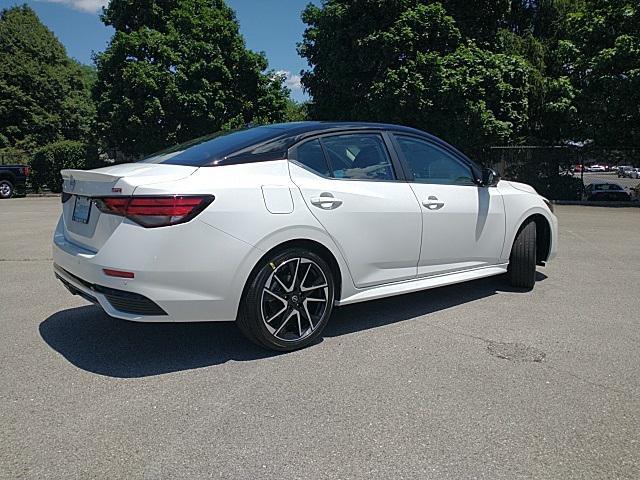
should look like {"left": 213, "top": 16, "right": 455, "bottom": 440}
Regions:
{"left": 2, "top": 198, "right": 639, "bottom": 479}
{"left": 578, "top": 171, "right": 639, "bottom": 189}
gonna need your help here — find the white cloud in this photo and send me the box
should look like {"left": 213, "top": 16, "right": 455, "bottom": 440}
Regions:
{"left": 275, "top": 70, "right": 303, "bottom": 92}
{"left": 39, "top": 0, "right": 109, "bottom": 14}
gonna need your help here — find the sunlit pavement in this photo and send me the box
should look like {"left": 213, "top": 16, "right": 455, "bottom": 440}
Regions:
{"left": 2, "top": 198, "right": 639, "bottom": 479}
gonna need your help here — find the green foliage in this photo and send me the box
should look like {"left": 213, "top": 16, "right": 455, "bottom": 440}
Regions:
{"left": 530, "top": 174, "right": 584, "bottom": 200}
{"left": 31, "top": 140, "right": 99, "bottom": 192}
{"left": 284, "top": 100, "right": 309, "bottom": 122}
{"left": 94, "top": 0, "right": 290, "bottom": 158}
{"left": 441, "top": 0, "right": 511, "bottom": 44}
{"left": 299, "top": 0, "right": 533, "bottom": 151}
{"left": 0, "top": 5, "right": 94, "bottom": 151}
{"left": 567, "top": 0, "right": 640, "bottom": 145}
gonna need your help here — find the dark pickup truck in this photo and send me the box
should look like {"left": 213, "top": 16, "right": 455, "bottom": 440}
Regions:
{"left": 0, "top": 164, "right": 30, "bottom": 198}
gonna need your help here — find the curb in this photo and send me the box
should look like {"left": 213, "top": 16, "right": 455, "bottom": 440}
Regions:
{"left": 552, "top": 200, "right": 640, "bottom": 208}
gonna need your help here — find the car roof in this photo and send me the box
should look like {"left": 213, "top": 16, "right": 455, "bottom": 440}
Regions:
{"left": 141, "top": 121, "right": 474, "bottom": 168}
{"left": 217, "top": 121, "right": 471, "bottom": 166}
{"left": 262, "top": 121, "right": 429, "bottom": 135}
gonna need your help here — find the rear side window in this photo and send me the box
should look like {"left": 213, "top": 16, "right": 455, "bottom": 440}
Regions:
{"left": 295, "top": 139, "right": 332, "bottom": 176}
{"left": 294, "top": 133, "right": 396, "bottom": 181}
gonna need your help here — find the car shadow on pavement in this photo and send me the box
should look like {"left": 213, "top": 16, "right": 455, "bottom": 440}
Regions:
{"left": 39, "top": 306, "right": 276, "bottom": 378}
{"left": 39, "top": 273, "right": 546, "bottom": 378}
{"left": 326, "top": 272, "right": 546, "bottom": 337}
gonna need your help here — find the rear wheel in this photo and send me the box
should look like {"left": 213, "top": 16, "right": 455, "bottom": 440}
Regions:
{"left": 0, "top": 179, "right": 14, "bottom": 199}
{"left": 507, "top": 221, "right": 537, "bottom": 290}
{"left": 237, "top": 248, "right": 335, "bottom": 351}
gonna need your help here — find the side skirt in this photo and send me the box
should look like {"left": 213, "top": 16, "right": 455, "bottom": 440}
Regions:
{"left": 335, "top": 264, "right": 508, "bottom": 306}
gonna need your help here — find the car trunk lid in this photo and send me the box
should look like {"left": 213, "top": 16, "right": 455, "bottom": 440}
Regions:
{"left": 60, "top": 163, "right": 198, "bottom": 251}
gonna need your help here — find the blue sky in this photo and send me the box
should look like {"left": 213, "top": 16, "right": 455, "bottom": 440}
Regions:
{"left": 0, "top": 0, "right": 317, "bottom": 101}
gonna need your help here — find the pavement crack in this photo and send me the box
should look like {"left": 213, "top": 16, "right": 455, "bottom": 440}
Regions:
{"left": 421, "top": 322, "right": 634, "bottom": 397}
{"left": 426, "top": 323, "right": 493, "bottom": 344}
{"left": 541, "top": 364, "right": 632, "bottom": 397}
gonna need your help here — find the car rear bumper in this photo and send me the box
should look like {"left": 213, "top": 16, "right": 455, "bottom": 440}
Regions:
{"left": 52, "top": 215, "right": 256, "bottom": 322}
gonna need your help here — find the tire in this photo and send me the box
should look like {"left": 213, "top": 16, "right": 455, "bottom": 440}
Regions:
{"left": 507, "top": 221, "right": 537, "bottom": 290}
{"left": 0, "top": 179, "right": 14, "bottom": 199}
{"left": 237, "top": 248, "right": 335, "bottom": 351}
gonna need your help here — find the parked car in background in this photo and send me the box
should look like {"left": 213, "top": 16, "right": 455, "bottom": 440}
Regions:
{"left": 630, "top": 168, "right": 640, "bottom": 179}
{"left": 584, "top": 182, "right": 631, "bottom": 201}
{"left": 0, "top": 164, "right": 30, "bottom": 198}
{"left": 589, "top": 164, "right": 606, "bottom": 172}
{"left": 617, "top": 166, "right": 634, "bottom": 178}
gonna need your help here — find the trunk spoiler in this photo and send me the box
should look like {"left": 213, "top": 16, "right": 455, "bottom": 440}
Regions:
{"left": 61, "top": 169, "right": 125, "bottom": 183}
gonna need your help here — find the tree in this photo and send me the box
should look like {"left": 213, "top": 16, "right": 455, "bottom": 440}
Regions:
{"left": 441, "top": 0, "right": 511, "bottom": 44}
{"left": 299, "top": 0, "right": 533, "bottom": 150}
{"left": 498, "top": 1, "right": 583, "bottom": 144}
{"left": 567, "top": 0, "right": 640, "bottom": 145}
{"left": 0, "top": 5, "right": 94, "bottom": 151}
{"left": 283, "top": 99, "right": 309, "bottom": 122}
{"left": 94, "top": 0, "right": 290, "bottom": 158}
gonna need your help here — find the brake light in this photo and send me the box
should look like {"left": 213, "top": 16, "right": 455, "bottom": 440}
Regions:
{"left": 95, "top": 195, "right": 214, "bottom": 227}
{"left": 21, "top": 166, "right": 30, "bottom": 177}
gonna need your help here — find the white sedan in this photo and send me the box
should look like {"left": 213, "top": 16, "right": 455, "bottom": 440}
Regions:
{"left": 53, "top": 122, "right": 558, "bottom": 351}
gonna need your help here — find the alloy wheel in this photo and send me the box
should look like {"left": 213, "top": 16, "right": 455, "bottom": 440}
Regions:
{"left": 260, "top": 257, "right": 330, "bottom": 342}
{"left": 0, "top": 182, "right": 12, "bottom": 198}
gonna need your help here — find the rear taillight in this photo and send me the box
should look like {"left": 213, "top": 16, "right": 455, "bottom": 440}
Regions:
{"left": 95, "top": 195, "right": 214, "bottom": 228}
{"left": 22, "top": 166, "right": 30, "bottom": 176}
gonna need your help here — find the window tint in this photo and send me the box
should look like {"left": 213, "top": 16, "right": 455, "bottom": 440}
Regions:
{"left": 321, "top": 134, "right": 395, "bottom": 181}
{"left": 296, "top": 139, "right": 331, "bottom": 176}
{"left": 139, "top": 126, "right": 285, "bottom": 166}
{"left": 396, "top": 136, "right": 475, "bottom": 185}
{"left": 595, "top": 183, "right": 622, "bottom": 191}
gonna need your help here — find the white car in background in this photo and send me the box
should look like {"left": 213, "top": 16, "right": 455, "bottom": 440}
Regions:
{"left": 53, "top": 122, "right": 558, "bottom": 351}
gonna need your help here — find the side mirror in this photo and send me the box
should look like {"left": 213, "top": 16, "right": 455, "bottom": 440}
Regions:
{"left": 481, "top": 167, "right": 500, "bottom": 187}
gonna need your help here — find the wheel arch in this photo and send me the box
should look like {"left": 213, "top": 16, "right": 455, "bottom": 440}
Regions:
{"left": 240, "top": 238, "right": 346, "bottom": 308}
{"left": 513, "top": 213, "right": 552, "bottom": 265}
{"left": 0, "top": 172, "right": 16, "bottom": 183}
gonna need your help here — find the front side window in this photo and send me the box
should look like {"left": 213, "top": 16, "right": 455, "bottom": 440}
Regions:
{"left": 395, "top": 135, "right": 475, "bottom": 185}
{"left": 321, "top": 134, "right": 396, "bottom": 181}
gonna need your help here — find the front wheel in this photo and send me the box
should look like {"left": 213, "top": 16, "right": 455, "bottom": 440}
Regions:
{"left": 0, "top": 179, "right": 14, "bottom": 199}
{"left": 237, "top": 248, "right": 335, "bottom": 351}
{"left": 507, "top": 221, "right": 537, "bottom": 290}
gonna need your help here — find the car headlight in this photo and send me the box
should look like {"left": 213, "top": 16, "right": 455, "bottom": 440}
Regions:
{"left": 542, "top": 197, "right": 554, "bottom": 213}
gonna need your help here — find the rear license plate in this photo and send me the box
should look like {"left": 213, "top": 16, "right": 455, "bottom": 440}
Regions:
{"left": 72, "top": 196, "right": 92, "bottom": 224}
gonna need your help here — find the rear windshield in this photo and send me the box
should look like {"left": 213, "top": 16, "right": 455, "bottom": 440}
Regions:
{"left": 139, "top": 126, "right": 285, "bottom": 167}
{"left": 594, "top": 184, "right": 622, "bottom": 191}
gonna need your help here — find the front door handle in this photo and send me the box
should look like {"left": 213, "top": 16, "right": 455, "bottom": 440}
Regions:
{"left": 310, "top": 193, "right": 343, "bottom": 209}
{"left": 423, "top": 195, "right": 445, "bottom": 210}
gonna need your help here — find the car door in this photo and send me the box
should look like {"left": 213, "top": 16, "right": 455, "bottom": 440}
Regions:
{"left": 288, "top": 132, "right": 421, "bottom": 288}
{"left": 391, "top": 134, "right": 506, "bottom": 277}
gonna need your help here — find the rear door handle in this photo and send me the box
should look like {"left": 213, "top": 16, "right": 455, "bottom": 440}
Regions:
{"left": 310, "top": 193, "right": 343, "bottom": 209}
{"left": 423, "top": 196, "right": 445, "bottom": 210}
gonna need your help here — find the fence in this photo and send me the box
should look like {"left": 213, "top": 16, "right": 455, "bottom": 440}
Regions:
{"left": 477, "top": 146, "right": 640, "bottom": 200}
